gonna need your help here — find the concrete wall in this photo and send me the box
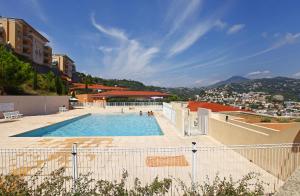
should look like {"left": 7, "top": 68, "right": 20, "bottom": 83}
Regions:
{"left": 209, "top": 113, "right": 300, "bottom": 145}
{"left": 208, "top": 114, "right": 300, "bottom": 180}
{"left": 169, "top": 102, "right": 189, "bottom": 136}
{"left": 162, "top": 102, "right": 176, "bottom": 124}
{"left": 0, "top": 96, "right": 69, "bottom": 117}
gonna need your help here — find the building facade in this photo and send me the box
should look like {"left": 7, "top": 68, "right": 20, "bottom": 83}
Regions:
{"left": 52, "top": 54, "right": 75, "bottom": 82}
{"left": 0, "top": 17, "right": 52, "bottom": 67}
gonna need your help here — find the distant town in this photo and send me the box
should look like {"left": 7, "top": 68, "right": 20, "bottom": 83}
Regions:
{"left": 198, "top": 89, "right": 300, "bottom": 117}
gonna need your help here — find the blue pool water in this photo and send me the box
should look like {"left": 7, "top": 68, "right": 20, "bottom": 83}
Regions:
{"left": 14, "top": 114, "right": 163, "bottom": 137}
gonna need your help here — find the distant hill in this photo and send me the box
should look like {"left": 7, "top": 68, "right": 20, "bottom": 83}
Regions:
{"left": 212, "top": 76, "right": 300, "bottom": 101}
{"left": 75, "top": 72, "right": 205, "bottom": 100}
{"left": 208, "top": 76, "right": 249, "bottom": 88}
{"left": 76, "top": 72, "right": 300, "bottom": 101}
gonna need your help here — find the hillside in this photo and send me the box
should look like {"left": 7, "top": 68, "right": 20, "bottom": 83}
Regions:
{"left": 208, "top": 76, "right": 249, "bottom": 88}
{"left": 0, "top": 45, "right": 68, "bottom": 96}
{"left": 76, "top": 72, "right": 300, "bottom": 101}
{"left": 75, "top": 72, "right": 205, "bottom": 100}
{"left": 212, "top": 77, "right": 300, "bottom": 101}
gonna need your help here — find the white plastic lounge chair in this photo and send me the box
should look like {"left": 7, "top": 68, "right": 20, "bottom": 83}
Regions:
{"left": 15, "top": 111, "right": 23, "bottom": 118}
{"left": 59, "top": 106, "right": 68, "bottom": 112}
{"left": 10, "top": 112, "right": 18, "bottom": 119}
{"left": 3, "top": 112, "right": 12, "bottom": 120}
{"left": 4, "top": 111, "right": 23, "bottom": 119}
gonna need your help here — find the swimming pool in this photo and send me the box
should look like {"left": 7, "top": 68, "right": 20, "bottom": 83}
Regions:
{"left": 14, "top": 114, "right": 163, "bottom": 137}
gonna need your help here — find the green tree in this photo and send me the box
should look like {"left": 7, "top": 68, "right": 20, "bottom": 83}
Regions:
{"left": 33, "top": 70, "right": 38, "bottom": 90}
{"left": 45, "top": 72, "right": 56, "bottom": 92}
{"left": 62, "top": 80, "right": 68, "bottom": 95}
{"left": 0, "top": 45, "right": 32, "bottom": 94}
{"left": 55, "top": 76, "right": 63, "bottom": 95}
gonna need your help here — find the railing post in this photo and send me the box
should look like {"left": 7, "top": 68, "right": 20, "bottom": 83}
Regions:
{"left": 72, "top": 143, "right": 78, "bottom": 192}
{"left": 192, "top": 142, "right": 197, "bottom": 188}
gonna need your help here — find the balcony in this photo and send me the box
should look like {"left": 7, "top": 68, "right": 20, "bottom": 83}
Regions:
{"left": 43, "top": 45, "right": 52, "bottom": 56}
{"left": 22, "top": 44, "right": 32, "bottom": 49}
{"left": 23, "top": 38, "right": 32, "bottom": 46}
{"left": 22, "top": 47, "right": 32, "bottom": 56}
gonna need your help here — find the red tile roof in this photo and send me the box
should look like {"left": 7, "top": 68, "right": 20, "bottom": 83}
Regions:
{"left": 92, "top": 90, "right": 169, "bottom": 97}
{"left": 187, "top": 101, "right": 243, "bottom": 112}
{"left": 71, "top": 83, "right": 128, "bottom": 90}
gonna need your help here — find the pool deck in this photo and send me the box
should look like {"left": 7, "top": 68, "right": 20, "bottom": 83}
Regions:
{"left": 0, "top": 107, "right": 283, "bottom": 193}
{"left": 0, "top": 107, "right": 217, "bottom": 148}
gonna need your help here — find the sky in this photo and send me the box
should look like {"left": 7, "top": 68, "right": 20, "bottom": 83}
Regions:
{"left": 1, "top": 0, "right": 300, "bottom": 87}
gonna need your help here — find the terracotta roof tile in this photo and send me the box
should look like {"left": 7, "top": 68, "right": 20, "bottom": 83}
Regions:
{"left": 187, "top": 101, "right": 243, "bottom": 112}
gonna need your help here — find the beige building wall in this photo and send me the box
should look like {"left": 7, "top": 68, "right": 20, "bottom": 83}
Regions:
{"left": 52, "top": 54, "right": 75, "bottom": 79}
{"left": 0, "top": 17, "right": 52, "bottom": 67}
{"left": 0, "top": 96, "right": 69, "bottom": 117}
{"left": 32, "top": 35, "right": 45, "bottom": 65}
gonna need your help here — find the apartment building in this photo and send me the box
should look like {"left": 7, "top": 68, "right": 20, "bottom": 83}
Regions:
{"left": 52, "top": 54, "right": 75, "bottom": 82}
{"left": 0, "top": 17, "right": 52, "bottom": 67}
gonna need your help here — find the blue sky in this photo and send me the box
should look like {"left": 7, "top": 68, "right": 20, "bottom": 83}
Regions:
{"left": 1, "top": 0, "right": 300, "bottom": 87}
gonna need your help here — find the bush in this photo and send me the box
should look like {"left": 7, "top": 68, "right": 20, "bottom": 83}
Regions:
{"left": 176, "top": 172, "right": 266, "bottom": 196}
{"left": 260, "top": 117, "right": 271, "bottom": 123}
{"left": 0, "top": 168, "right": 268, "bottom": 196}
{"left": 0, "top": 45, "right": 32, "bottom": 94}
{"left": 278, "top": 118, "right": 289, "bottom": 123}
{"left": 295, "top": 118, "right": 300, "bottom": 122}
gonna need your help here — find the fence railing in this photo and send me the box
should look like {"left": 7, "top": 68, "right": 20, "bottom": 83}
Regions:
{"left": 106, "top": 102, "right": 163, "bottom": 107}
{"left": 0, "top": 143, "right": 299, "bottom": 194}
{"left": 71, "top": 102, "right": 163, "bottom": 108}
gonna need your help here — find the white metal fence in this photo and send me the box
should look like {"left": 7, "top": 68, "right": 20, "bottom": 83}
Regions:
{"left": 0, "top": 143, "right": 299, "bottom": 194}
{"left": 71, "top": 102, "right": 163, "bottom": 108}
{"left": 106, "top": 102, "right": 163, "bottom": 107}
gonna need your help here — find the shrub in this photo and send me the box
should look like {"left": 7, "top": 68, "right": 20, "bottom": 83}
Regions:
{"left": 295, "top": 118, "right": 300, "bottom": 122}
{"left": 260, "top": 117, "right": 271, "bottom": 123}
{"left": 0, "top": 168, "right": 267, "bottom": 196}
{"left": 278, "top": 118, "right": 289, "bottom": 123}
{"left": 0, "top": 45, "right": 32, "bottom": 94}
{"left": 176, "top": 172, "right": 266, "bottom": 196}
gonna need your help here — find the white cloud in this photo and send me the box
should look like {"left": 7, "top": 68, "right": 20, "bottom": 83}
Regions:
{"left": 245, "top": 70, "right": 271, "bottom": 79}
{"left": 168, "top": 20, "right": 217, "bottom": 57}
{"left": 214, "top": 20, "right": 227, "bottom": 30}
{"left": 245, "top": 32, "right": 300, "bottom": 59}
{"left": 98, "top": 46, "right": 113, "bottom": 53}
{"left": 246, "top": 70, "right": 270, "bottom": 76}
{"left": 227, "top": 24, "right": 245, "bottom": 35}
{"left": 91, "top": 13, "right": 127, "bottom": 41}
{"left": 28, "top": 0, "right": 47, "bottom": 22}
{"left": 194, "top": 79, "right": 204, "bottom": 84}
{"left": 293, "top": 72, "right": 300, "bottom": 77}
{"left": 166, "top": 0, "right": 203, "bottom": 36}
{"left": 91, "top": 14, "right": 159, "bottom": 79}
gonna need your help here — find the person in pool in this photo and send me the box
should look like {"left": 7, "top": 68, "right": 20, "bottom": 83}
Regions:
{"left": 139, "top": 111, "right": 143, "bottom": 116}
